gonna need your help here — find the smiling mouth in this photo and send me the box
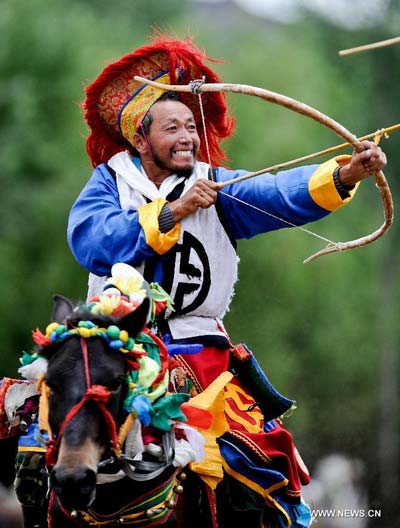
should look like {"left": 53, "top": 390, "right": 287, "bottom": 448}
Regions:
{"left": 173, "top": 150, "right": 193, "bottom": 157}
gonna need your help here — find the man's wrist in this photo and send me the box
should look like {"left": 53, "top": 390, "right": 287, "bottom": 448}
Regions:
{"left": 333, "top": 166, "right": 355, "bottom": 199}
{"left": 158, "top": 203, "right": 176, "bottom": 233}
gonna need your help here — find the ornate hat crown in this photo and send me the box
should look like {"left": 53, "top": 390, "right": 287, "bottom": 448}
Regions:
{"left": 83, "top": 32, "right": 235, "bottom": 167}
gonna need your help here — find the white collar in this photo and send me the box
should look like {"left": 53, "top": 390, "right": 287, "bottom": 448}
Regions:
{"left": 107, "top": 151, "right": 209, "bottom": 200}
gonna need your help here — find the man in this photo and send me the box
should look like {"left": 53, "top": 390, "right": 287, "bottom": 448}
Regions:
{"left": 67, "top": 34, "right": 386, "bottom": 527}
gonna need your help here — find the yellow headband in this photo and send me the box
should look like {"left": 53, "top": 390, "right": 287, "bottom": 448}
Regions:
{"left": 119, "top": 72, "right": 170, "bottom": 146}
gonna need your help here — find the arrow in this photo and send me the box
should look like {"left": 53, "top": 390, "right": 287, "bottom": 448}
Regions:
{"left": 339, "top": 36, "right": 400, "bottom": 56}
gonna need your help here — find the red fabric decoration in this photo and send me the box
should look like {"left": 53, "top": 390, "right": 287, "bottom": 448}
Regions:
{"left": 83, "top": 31, "right": 235, "bottom": 167}
{"left": 124, "top": 345, "right": 146, "bottom": 372}
{"left": 154, "top": 300, "right": 167, "bottom": 316}
{"left": 176, "top": 345, "right": 231, "bottom": 393}
{"left": 124, "top": 357, "right": 141, "bottom": 371}
{"left": 110, "top": 299, "right": 140, "bottom": 318}
{"left": 143, "top": 328, "right": 169, "bottom": 388}
{"left": 45, "top": 439, "right": 58, "bottom": 467}
{"left": 32, "top": 329, "right": 52, "bottom": 347}
{"left": 180, "top": 402, "right": 213, "bottom": 430}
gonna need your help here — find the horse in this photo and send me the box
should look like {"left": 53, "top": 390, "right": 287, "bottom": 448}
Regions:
{"left": 30, "top": 293, "right": 228, "bottom": 528}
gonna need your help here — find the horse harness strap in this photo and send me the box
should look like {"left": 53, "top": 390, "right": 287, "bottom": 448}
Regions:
{"left": 43, "top": 334, "right": 176, "bottom": 476}
{"left": 46, "top": 338, "right": 121, "bottom": 467}
{"left": 98, "top": 429, "right": 175, "bottom": 483}
{"left": 52, "top": 468, "right": 182, "bottom": 527}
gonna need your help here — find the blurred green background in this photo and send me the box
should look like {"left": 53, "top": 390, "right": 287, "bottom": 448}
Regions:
{"left": 1, "top": 0, "right": 399, "bottom": 525}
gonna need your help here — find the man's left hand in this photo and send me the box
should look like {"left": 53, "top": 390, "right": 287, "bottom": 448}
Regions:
{"left": 338, "top": 140, "right": 387, "bottom": 187}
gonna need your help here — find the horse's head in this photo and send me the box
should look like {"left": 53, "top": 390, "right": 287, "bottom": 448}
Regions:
{"left": 42, "top": 293, "right": 151, "bottom": 510}
{"left": 25, "top": 264, "right": 190, "bottom": 521}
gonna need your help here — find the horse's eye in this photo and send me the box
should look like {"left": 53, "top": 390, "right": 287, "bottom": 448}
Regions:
{"left": 109, "top": 375, "right": 125, "bottom": 391}
{"left": 46, "top": 382, "right": 59, "bottom": 396}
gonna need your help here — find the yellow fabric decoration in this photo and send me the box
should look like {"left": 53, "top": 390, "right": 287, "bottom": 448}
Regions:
{"left": 138, "top": 198, "right": 180, "bottom": 254}
{"left": 223, "top": 381, "right": 264, "bottom": 434}
{"left": 91, "top": 295, "right": 120, "bottom": 315}
{"left": 37, "top": 376, "right": 53, "bottom": 440}
{"left": 117, "top": 413, "right": 135, "bottom": 449}
{"left": 18, "top": 446, "right": 46, "bottom": 453}
{"left": 189, "top": 371, "right": 233, "bottom": 490}
{"left": 146, "top": 370, "right": 169, "bottom": 403}
{"left": 137, "top": 356, "right": 162, "bottom": 389}
{"left": 308, "top": 155, "right": 359, "bottom": 211}
{"left": 119, "top": 72, "right": 171, "bottom": 146}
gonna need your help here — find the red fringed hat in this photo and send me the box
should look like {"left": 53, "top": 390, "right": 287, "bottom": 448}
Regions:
{"left": 83, "top": 33, "right": 235, "bottom": 168}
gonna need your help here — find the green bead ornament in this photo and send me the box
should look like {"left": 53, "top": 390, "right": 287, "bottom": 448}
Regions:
{"left": 55, "top": 325, "right": 67, "bottom": 335}
{"left": 107, "top": 325, "right": 121, "bottom": 340}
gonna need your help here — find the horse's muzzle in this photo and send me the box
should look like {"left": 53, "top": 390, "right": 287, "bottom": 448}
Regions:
{"left": 50, "top": 465, "right": 97, "bottom": 510}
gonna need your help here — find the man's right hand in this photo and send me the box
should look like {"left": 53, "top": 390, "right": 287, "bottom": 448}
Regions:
{"left": 168, "top": 179, "right": 222, "bottom": 222}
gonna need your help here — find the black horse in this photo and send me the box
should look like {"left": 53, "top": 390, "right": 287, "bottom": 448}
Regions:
{"left": 33, "top": 294, "right": 234, "bottom": 528}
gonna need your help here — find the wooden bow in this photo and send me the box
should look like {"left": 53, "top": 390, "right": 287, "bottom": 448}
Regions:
{"left": 134, "top": 75, "right": 394, "bottom": 263}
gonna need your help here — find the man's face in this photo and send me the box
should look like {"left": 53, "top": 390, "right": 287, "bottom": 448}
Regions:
{"left": 146, "top": 100, "right": 201, "bottom": 177}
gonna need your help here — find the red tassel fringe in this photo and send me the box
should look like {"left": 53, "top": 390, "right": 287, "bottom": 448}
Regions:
{"left": 83, "top": 32, "right": 235, "bottom": 168}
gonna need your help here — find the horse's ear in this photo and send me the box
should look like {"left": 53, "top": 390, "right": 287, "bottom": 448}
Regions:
{"left": 51, "top": 294, "right": 75, "bottom": 323}
{"left": 117, "top": 298, "right": 151, "bottom": 337}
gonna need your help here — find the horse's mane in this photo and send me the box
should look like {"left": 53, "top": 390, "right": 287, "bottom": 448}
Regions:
{"left": 66, "top": 309, "right": 116, "bottom": 330}
{"left": 33, "top": 308, "right": 122, "bottom": 360}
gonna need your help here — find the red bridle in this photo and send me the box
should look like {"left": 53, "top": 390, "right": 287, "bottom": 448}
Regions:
{"left": 46, "top": 337, "right": 120, "bottom": 467}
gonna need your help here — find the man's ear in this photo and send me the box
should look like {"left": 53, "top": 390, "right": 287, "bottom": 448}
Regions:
{"left": 132, "top": 132, "right": 148, "bottom": 155}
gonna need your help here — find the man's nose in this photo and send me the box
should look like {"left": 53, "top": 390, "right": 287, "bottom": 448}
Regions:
{"left": 178, "top": 129, "right": 192, "bottom": 143}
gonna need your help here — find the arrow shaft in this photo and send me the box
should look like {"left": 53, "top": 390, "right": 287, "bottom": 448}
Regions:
{"left": 339, "top": 36, "right": 400, "bottom": 56}
{"left": 219, "top": 123, "right": 400, "bottom": 188}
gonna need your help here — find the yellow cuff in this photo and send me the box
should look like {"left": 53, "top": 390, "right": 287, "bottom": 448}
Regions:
{"left": 308, "top": 155, "right": 359, "bottom": 211}
{"left": 138, "top": 198, "right": 181, "bottom": 255}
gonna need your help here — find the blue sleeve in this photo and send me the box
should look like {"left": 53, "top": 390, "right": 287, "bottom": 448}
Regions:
{"left": 67, "top": 164, "right": 157, "bottom": 275}
{"left": 215, "top": 165, "right": 329, "bottom": 240}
